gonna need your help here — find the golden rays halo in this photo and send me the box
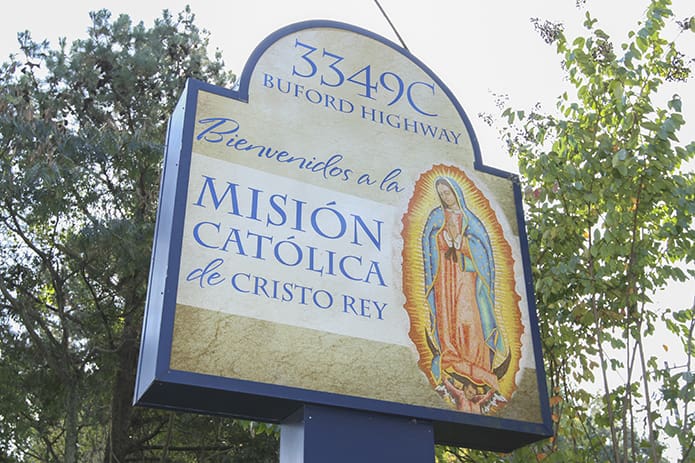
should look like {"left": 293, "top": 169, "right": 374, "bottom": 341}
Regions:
{"left": 401, "top": 164, "right": 523, "bottom": 412}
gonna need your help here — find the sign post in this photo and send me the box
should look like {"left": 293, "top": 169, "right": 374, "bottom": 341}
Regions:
{"left": 280, "top": 405, "right": 434, "bottom": 462}
{"left": 135, "top": 20, "right": 553, "bottom": 459}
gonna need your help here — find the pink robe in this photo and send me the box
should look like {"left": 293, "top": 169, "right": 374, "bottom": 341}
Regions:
{"left": 432, "top": 209, "right": 499, "bottom": 411}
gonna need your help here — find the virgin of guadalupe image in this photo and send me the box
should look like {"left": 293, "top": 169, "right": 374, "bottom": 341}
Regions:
{"left": 422, "top": 177, "right": 511, "bottom": 414}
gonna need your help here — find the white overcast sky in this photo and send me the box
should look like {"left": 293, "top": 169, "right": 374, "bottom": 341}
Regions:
{"left": 1, "top": 1, "right": 693, "bottom": 366}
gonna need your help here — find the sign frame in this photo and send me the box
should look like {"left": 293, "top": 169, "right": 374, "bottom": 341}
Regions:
{"left": 134, "top": 19, "right": 553, "bottom": 452}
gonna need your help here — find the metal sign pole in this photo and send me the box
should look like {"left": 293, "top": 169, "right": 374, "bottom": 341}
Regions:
{"left": 280, "top": 404, "right": 435, "bottom": 463}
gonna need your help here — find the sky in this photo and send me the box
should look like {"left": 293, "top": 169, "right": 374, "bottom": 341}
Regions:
{"left": 2, "top": 0, "right": 693, "bottom": 171}
{"left": 1, "top": 0, "right": 693, "bottom": 448}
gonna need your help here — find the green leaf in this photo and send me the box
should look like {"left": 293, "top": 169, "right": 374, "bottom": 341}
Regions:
{"left": 668, "top": 95, "right": 682, "bottom": 112}
{"left": 664, "top": 423, "right": 680, "bottom": 438}
{"left": 611, "top": 81, "right": 624, "bottom": 107}
{"left": 595, "top": 29, "right": 609, "bottom": 40}
{"left": 612, "top": 148, "right": 628, "bottom": 167}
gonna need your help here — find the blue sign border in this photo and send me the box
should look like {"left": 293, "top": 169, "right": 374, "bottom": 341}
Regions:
{"left": 134, "top": 19, "right": 552, "bottom": 451}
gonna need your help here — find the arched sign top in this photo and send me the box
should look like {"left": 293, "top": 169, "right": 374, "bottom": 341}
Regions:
{"left": 230, "top": 20, "right": 518, "bottom": 179}
{"left": 135, "top": 19, "right": 551, "bottom": 452}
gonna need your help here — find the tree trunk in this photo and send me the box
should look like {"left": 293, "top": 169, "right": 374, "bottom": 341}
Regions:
{"left": 104, "top": 311, "right": 142, "bottom": 463}
{"left": 64, "top": 383, "right": 80, "bottom": 463}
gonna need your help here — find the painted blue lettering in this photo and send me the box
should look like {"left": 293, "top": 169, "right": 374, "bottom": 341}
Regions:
{"left": 194, "top": 176, "right": 241, "bottom": 216}
{"left": 380, "top": 168, "right": 405, "bottom": 193}
{"left": 306, "top": 88, "right": 322, "bottom": 104}
{"left": 274, "top": 237, "right": 303, "bottom": 267}
{"left": 438, "top": 129, "right": 451, "bottom": 143}
{"left": 357, "top": 173, "right": 376, "bottom": 185}
{"left": 360, "top": 298, "right": 371, "bottom": 318}
{"left": 403, "top": 117, "right": 417, "bottom": 133}
{"left": 186, "top": 258, "right": 225, "bottom": 288}
{"left": 324, "top": 93, "right": 337, "bottom": 111}
{"left": 419, "top": 122, "right": 438, "bottom": 138}
{"left": 220, "top": 228, "right": 246, "bottom": 254}
{"left": 364, "top": 261, "right": 386, "bottom": 287}
{"left": 192, "top": 221, "right": 220, "bottom": 249}
{"left": 350, "top": 214, "right": 382, "bottom": 251}
{"left": 373, "top": 300, "right": 387, "bottom": 320}
{"left": 386, "top": 113, "right": 400, "bottom": 129}
{"left": 231, "top": 272, "right": 251, "bottom": 293}
{"left": 296, "top": 284, "right": 312, "bottom": 305}
{"left": 407, "top": 81, "right": 438, "bottom": 117}
{"left": 246, "top": 230, "right": 273, "bottom": 259}
{"left": 254, "top": 275, "right": 271, "bottom": 298}
{"left": 196, "top": 117, "right": 240, "bottom": 143}
{"left": 291, "top": 199, "right": 307, "bottom": 232}
{"left": 311, "top": 202, "right": 347, "bottom": 240}
{"left": 282, "top": 282, "right": 294, "bottom": 302}
{"left": 342, "top": 294, "right": 358, "bottom": 315}
{"left": 267, "top": 194, "right": 288, "bottom": 227}
{"left": 339, "top": 255, "right": 363, "bottom": 282}
{"left": 246, "top": 187, "right": 263, "bottom": 222}
{"left": 313, "top": 290, "right": 333, "bottom": 309}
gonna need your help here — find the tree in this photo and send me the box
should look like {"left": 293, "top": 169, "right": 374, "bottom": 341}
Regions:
{"left": 438, "top": 1, "right": 694, "bottom": 462}
{"left": 488, "top": 0, "right": 694, "bottom": 462}
{"left": 0, "top": 7, "right": 278, "bottom": 462}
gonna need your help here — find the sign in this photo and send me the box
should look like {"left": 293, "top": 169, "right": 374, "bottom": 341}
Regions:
{"left": 134, "top": 20, "right": 552, "bottom": 451}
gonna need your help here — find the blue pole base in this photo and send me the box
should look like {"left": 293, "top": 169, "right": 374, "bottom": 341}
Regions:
{"left": 280, "top": 404, "right": 435, "bottom": 463}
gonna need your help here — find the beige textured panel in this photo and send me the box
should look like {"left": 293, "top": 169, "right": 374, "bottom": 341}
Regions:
{"left": 171, "top": 304, "right": 543, "bottom": 423}
{"left": 498, "top": 368, "right": 543, "bottom": 423}
{"left": 171, "top": 304, "right": 444, "bottom": 407}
